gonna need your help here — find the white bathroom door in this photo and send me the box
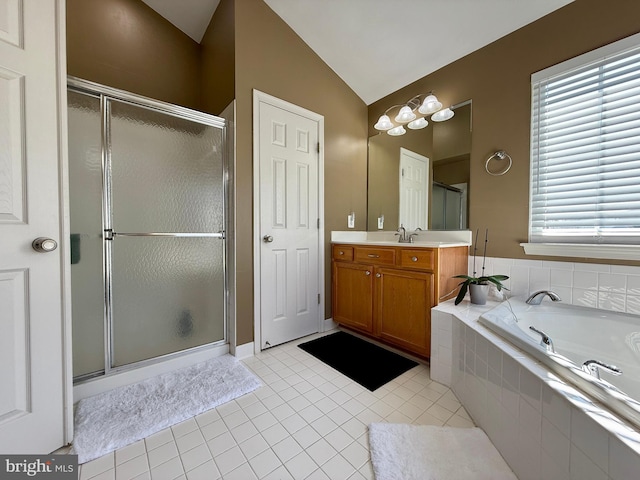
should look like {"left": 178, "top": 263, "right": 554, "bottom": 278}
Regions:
{"left": 255, "top": 92, "right": 323, "bottom": 349}
{"left": 399, "top": 148, "right": 429, "bottom": 230}
{"left": 0, "top": 0, "right": 67, "bottom": 453}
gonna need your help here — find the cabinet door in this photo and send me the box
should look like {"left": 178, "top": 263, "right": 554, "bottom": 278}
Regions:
{"left": 332, "top": 261, "right": 374, "bottom": 333}
{"left": 375, "top": 267, "right": 433, "bottom": 357}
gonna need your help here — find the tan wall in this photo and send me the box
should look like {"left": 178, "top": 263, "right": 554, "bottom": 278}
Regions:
{"left": 200, "top": 0, "right": 235, "bottom": 115}
{"left": 234, "top": 0, "right": 368, "bottom": 343}
{"left": 433, "top": 104, "right": 471, "bottom": 162}
{"left": 369, "top": 0, "right": 640, "bottom": 261}
{"left": 66, "top": 0, "right": 201, "bottom": 109}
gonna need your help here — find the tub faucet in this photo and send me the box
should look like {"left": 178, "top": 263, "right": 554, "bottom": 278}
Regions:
{"left": 582, "top": 360, "right": 622, "bottom": 380}
{"left": 526, "top": 290, "right": 562, "bottom": 305}
{"left": 529, "top": 326, "right": 555, "bottom": 353}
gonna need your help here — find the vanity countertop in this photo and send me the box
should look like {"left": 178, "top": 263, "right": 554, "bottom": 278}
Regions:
{"left": 331, "top": 239, "right": 470, "bottom": 248}
{"left": 331, "top": 230, "right": 472, "bottom": 248}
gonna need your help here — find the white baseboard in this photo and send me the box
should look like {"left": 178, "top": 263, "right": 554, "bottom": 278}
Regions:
{"left": 73, "top": 344, "right": 229, "bottom": 402}
{"left": 324, "top": 317, "right": 338, "bottom": 332}
{"left": 233, "top": 342, "right": 255, "bottom": 360}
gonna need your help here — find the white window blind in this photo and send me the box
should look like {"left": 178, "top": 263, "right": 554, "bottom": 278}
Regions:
{"left": 530, "top": 33, "right": 640, "bottom": 245}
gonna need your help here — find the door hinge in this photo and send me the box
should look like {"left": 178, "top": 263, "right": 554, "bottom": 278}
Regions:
{"left": 401, "top": 168, "right": 405, "bottom": 177}
{"left": 318, "top": 294, "right": 321, "bottom": 304}
{"left": 317, "top": 218, "right": 320, "bottom": 229}
{"left": 317, "top": 142, "right": 320, "bottom": 153}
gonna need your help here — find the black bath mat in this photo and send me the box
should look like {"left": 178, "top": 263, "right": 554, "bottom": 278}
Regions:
{"left": 298, "top": 331, "right": 418, "bottom": 391}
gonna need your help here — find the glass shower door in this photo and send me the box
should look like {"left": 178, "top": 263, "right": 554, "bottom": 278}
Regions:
{"left": 107, "top": 100, "right": 226, "bottom": 368}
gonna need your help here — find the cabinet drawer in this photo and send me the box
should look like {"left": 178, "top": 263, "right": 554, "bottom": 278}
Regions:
{"left": 332, "top": 245, "right": 354, "bottom": 261}
{"left": 354, "top": 246, "right": 396, "bottom": 265}
{"left": 399, "top": 248, "right": 435, "bottom": 270}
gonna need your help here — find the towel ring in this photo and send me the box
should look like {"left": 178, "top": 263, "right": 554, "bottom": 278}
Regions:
{"left": 485, "top": 150, "right": 512, "bottom": 176}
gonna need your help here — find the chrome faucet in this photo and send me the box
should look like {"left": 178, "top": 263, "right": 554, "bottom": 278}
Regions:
{"left": 582, "top": 359, "right": 622, "bottom": 380}
{"left": 526, "top": 290, "right": 562, "bottom": 305}
{"left": 395, "top": 225, "right": 420, "bottom": 243}
{"left": 529, "top": 326, "right": 555, "bottom": 353}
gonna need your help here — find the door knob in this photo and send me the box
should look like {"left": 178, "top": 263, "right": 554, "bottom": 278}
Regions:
{"left": 263, "top": 235, "right": 274, "bottom": 243}
{"left": 32, "top": 237, "right": 58, "bottom": 253}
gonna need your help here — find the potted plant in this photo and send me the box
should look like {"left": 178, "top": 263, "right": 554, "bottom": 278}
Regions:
{"left": 454, "top": 229, "right": 509, "bottom": 305}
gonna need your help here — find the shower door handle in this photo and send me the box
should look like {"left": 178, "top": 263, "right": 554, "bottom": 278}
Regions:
{"left": 111, "top": 232, "right": 224, "bottom": 238}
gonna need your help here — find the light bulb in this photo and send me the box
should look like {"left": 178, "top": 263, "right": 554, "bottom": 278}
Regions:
{"left": 418, "top": 94, "right": 442, "bottom": 115}
{"left": 431, "top": 107, "right": 454, "bottom": 122}
{"left": 387, "top": 125, "right": 406, "bottom": 136}
{"left": 374, "top": 114, "right": 393, "bottom": 131}
{"left": 394, "top": 106, "right": 416, "bottom": 123}
{"left": 407, "top": 117, "right": 429, "bottom": 129}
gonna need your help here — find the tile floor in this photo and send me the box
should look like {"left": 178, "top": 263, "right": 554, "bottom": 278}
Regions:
{"left": 77, "top": 331, "right": 474, "bottom": 480}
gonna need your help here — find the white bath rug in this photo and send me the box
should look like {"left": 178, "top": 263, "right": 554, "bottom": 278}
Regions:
{"left": 369, "top": 423, "right": 517, "bottom": 480}
{"left": 72, "top": 354, "right": 261, "bottom": 464}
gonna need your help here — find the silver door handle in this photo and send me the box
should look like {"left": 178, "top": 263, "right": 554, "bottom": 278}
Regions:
{"left": 32, "top": 237, "right": 58, "bottom": 253}
{"left": 263, "top": 235, "right": 274, "bottom": 243}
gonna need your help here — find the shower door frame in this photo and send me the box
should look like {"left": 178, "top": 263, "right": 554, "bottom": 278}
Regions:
{"left": 68, "top": 77, "right": 229, "bottom": 383}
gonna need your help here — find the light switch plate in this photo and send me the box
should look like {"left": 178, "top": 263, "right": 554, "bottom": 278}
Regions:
{"left": 377, "top": 215, "right": 384, "bottom": 229}
{"left": 348, "top": 212, "right": 355, "bottom": 228}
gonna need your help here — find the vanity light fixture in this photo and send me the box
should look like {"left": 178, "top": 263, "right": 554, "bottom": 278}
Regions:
{"left": 431, "top": 107, "right": 455, "bottom": 122}
{"left": 373, "top": 92, "right": 454, "bottom": 135}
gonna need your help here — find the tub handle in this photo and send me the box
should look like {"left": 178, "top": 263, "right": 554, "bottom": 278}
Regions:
{"left": 529, "top": 325, "right": 555, "bottom": 353}
{"left": 582, "top": 359, "right": 622, "bottom": 380}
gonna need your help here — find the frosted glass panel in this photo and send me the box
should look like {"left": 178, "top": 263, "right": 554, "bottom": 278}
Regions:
{"left": 109, "top": 100, "right": 224, "bottom": 233}
{"left": 111, "top": 236, "right": 225, "bottom": 367}
{"left": 68, "top": 90, "right": 105, "bottom": 377}
{"left": 431, "top": 184, "right": 445, "bottom": 230}
{"left": 445, "top": 189, "right": 462, "bottom": 230}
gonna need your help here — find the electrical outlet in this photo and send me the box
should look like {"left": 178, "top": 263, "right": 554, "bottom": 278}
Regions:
{"left": 347, "top": 212, "right": 355, "bottom": 228}
{"left": 377, "top": 215, "right": 384, "bottom": 229}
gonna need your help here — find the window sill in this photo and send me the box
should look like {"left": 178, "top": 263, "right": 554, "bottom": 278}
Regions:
{"left": 520, "top": 243, "right": 640, "bottom": 261}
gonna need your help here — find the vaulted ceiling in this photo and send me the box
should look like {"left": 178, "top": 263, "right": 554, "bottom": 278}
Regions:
{"left": 142, "top": 0, "right": 574, "bottom": 104}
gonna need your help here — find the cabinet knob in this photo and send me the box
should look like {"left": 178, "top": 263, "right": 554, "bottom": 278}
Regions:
{"left": 376, "top": 273, "right": 381, "bottom": 278}
{"left": 365, "top": 271, "right": 371, "bottom": 276}
{"left": 411, "top": 256, "right": 418, "bottom": 262}
{"left": 339, "top": 251, "right": 344, "bottom": 255}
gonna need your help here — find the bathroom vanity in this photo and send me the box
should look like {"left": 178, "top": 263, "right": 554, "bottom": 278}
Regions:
{"left": 331, "top": 231, "right": 469, "bottom": 358}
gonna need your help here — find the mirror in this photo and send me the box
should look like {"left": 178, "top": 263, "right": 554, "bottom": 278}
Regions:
{"left": 367, "top": 101, "right": 472, "bottom": 231}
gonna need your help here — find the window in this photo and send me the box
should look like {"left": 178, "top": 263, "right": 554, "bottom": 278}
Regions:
{"left": 529, "top": 32, "right": 640, "bottom": 250}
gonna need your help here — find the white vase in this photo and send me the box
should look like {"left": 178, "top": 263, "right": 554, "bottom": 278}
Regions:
{"left": 469, "top": 283, "right": 489, "bottom": 305}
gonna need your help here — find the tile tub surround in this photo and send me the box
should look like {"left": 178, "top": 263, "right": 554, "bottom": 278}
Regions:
{"left": 470, "top": 256, "right": 640, "bottom": 315}
{"left": 432, "top": 301, "right": 640, "bottom": 480}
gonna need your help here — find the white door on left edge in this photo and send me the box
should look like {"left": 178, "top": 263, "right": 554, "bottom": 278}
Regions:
{"left": 258, "top": 99, "right": 320, "bottom": 349}
{"left": 0, "top": 0, "right": 66, "bottom": 453}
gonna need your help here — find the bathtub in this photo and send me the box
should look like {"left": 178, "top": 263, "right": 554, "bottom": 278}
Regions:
{"left": 479, "top": 298, "right": 640, "bottom": 430}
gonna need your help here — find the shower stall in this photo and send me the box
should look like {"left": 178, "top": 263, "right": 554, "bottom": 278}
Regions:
{"left": 67, "top": 78, "right": 228, "bottom": 385}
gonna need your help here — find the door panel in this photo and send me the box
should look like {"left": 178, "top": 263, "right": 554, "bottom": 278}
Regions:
{"left": 68, "top": 90, "right": 105, "bottom": 377}
{"left": 0, "top": 0, "right": 65, "bottom": 453}
{"left": 332, "top": 262, "right": 373, "bottom": 333}
{"left": 109, "top": 99, "right": 224, "bottom": 234}
{"left": 259, "top": 101, "right": 319, "bottom": 348}
{"left": 111, "top": 236, "right": 225, "bottom": 367}
{"left": 0, "top": 270, "right": 28, "bottom": 421}
{"left": 375, "top": 267, "right": 433, "bottom": 356}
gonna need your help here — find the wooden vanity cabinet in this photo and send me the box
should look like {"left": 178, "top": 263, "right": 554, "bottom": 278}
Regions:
{"left": 332, "top": 243, "right": 468, "bottom": 358}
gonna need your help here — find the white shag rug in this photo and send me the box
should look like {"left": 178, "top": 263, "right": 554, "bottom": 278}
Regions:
{"left": 369, "top": 424, "right": 517, "bottom": 480}
{"left": 72, "top": 354, "right": 261, "bottom": 464}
